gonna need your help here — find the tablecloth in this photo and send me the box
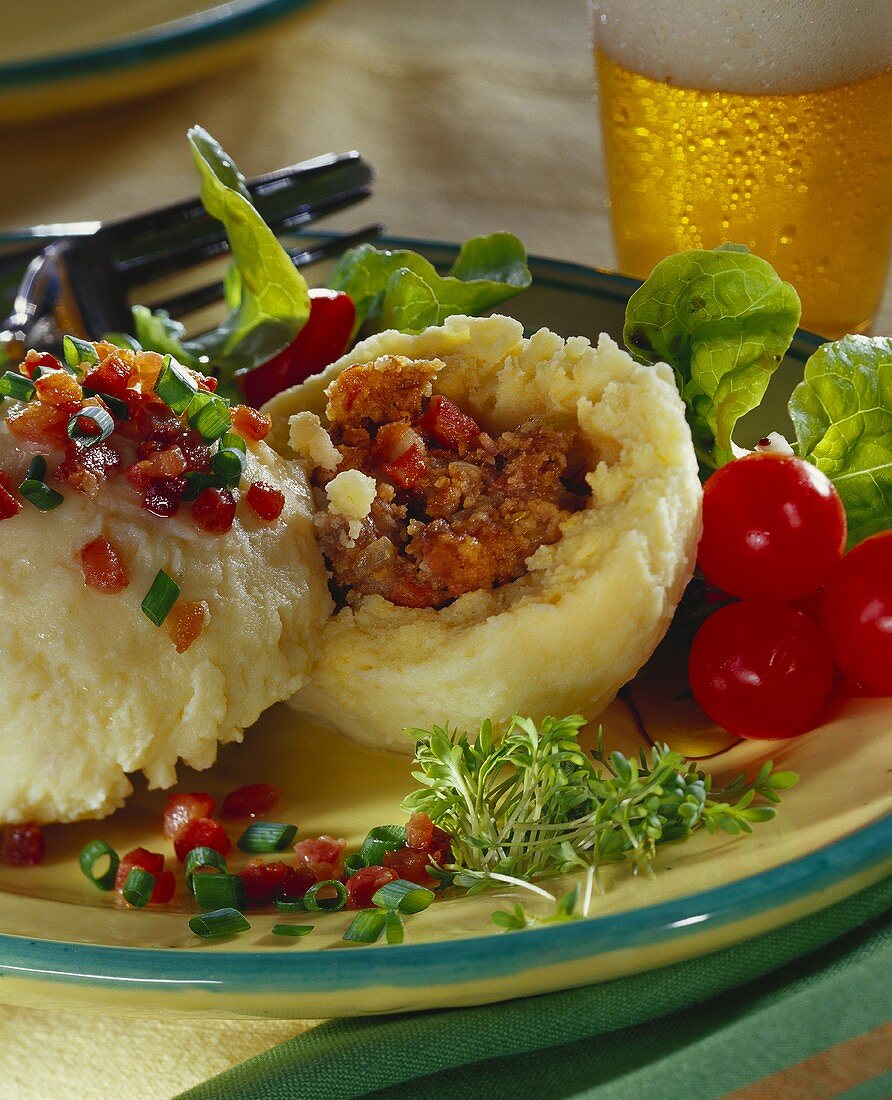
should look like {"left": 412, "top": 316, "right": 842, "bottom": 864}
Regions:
{"left": 0, "top": 1, "right": 888, "bottom": 1096}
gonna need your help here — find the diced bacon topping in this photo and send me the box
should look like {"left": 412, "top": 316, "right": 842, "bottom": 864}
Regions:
{"left": 293, "top": 835, "right": 346, "bottom": 881}
{"left": 162, "top": 792, "right": 217, "bottom": 840}
{"left": 221, "top": 783, "right": 283, "bottom": 820}
{"left": 382, "top": 443, "right": 427, "bottom": 490}
{"left": 191, "top": 487, "right": 237, "bottom": 534}
{"left": 173, "top": 817, "right": 231, "bottom": 863}
{"left": 21, "top": 350, "right": 63, "bottom": 379}
{"left": 419, "top": 395, "right": 481, "bottom": 452}
{"left": 83, "top": 354, "right": 135, "bottom": 397}
{"left": 55, "top": 441, "right": 120, "bottom": 499}
{"left": 143, "top": 477, "right": 187, "bottom": 518}
{"left": 246, "top": 481, "right": 285, "bottom": 521}
{"left": 34, "top": 370, "right": 83, "bottom": 408}
{"left": 5, "top": 402, "right": 70, "bottom": 449}
{"left": 0, "top": 479, "right": 20, "bottom": 520}
{"left": 405, "top": 811, "right": 435, "bottom": 850}
{"left": 344, "top": 865, "right": 398, "bottom": 909}
{"left": 0, "top": 823, "right": 45, "bottom": 866}
{"left": 232, "top": 404, "right": 271, "bottom": 441}
{"left": 384, "top": 846, "right": 438, "bottom": 886}
{"left": 115, "top": 847, "right": 164, "bottom": 891}
{"left": 80, "top": 537, "right": 128, "bottom": 593}
{"left": 166, "top": 600, "right": 208, "bottom": 653}
{"left": 125, "top": 446, "right": 188, "bottom": 489}
{"left": 148, "top": 870, "right": 177, "bottom": 905}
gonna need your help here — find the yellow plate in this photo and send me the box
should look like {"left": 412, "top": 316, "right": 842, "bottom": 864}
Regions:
{"left": 0, "top": 244, "right": 888, "bottom": 1019}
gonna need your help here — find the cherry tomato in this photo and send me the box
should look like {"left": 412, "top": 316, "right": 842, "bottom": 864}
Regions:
{"left": 698, "top": 454, "right": 846, "bottom": 602}
{"left": 237, "top": 289, "right": 355, "bottom": 407}
{"left": 688, "top": 600, "right": 834, "bottom": 739}
{"left": 820, "top": 531, "right": 892, "bottom": 695}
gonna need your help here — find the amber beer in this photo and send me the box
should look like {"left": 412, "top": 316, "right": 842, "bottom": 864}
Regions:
{"left": 591, "top": 0, "right": 892, "bottom": 337}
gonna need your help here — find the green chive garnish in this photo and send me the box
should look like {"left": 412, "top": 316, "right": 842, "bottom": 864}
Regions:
{"left": 219, "top": 431, "right": 246, "bottom": 454}
{"left": 83, "top": 388, "right": 130, "bottom": 421}
{"left": 0, "top": 371, "right": 36, "bottom": 402}
{"left": 356, "top": 825, "right": 408, "bottom": 869}
{"left": 371, "top": 879, "right": 435, "bottom": 914}
{"left": 210, "top": 445, "right": 246, "bottom": 484}
{"left": 192, "top": 871, "right": 246, "bottom": 911}
{"left": 273, "top": 898, "right": 307, "bottom": 912}
{"left": 186, "top": 391, "right": 231, "bottom": 442}
{"left": 342, "top": 908, "right": 388, "bottom": 944}
{"left": 189, "top": 907, "right": 251, "bottom": 939}
{"left": 385, "top": 910, "right": 405, "bottom": 944}
{"left": 141, "top": 570, "right": 179, "bottom": 626}
{"left": 62, "top": 335, "right": 99, "bottom": 374}
{"left": 302, "top": 880, "right": 348, "bottom": 913}
{"left": 78, "top": 839, "right": 120, "bottom": 891}
{"left": 103, "top": 332, "right": 142, "bottom": 352}
{"left": 343, "top": 853, "right": 365, "bottom": 876}
{"left": 271, "top": 923, "right": 314, "bottom": 938}
{"left": 184, "top": 846, "right": 227, "bottom": 891}
{"left": 123, "top": 867, "right": 155, "bottom": 908}
{"left": 154, "top": 355, "right": 198, "bottom": 414}
{"left": 19, "top": 457, "right": 63, "bottom": 511}
{"left": 181, "top": 472, "right": 226, "bottom": 500}
{"left": 67, "top": 406, "right": 114, "bottom": 447}
{"left": 236, "top": 822, "right": 298, "bottom": 854}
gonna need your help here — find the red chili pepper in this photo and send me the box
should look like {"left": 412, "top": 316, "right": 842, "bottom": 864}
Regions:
{"left": 237, "top": 289, "right": 356, "bottom": 408}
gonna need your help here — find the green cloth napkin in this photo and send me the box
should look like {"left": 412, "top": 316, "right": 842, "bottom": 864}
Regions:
{"left": 180, "top": 876, "right": 892, "bottom": 1100}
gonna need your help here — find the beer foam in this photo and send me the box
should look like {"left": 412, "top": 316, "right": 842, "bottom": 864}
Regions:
{"left": 592, "top": 0, "right": 890, "bottom": 94}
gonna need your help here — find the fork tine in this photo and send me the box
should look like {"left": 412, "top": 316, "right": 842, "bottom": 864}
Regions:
{"left": 149, "top": 225, "right": 384, "bottom": 320}
{"left": 116, "top": 185, "right": 374, "bottom": 287}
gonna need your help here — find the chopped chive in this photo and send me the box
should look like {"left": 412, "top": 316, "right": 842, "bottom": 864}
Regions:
{"left": 67, "top": 406, "right": 115, "bottom": 447}
{"left": 189, "top": 907, "right": 251, "bottom": 939}
{"left": 271, "top": 923, "right": 314, "bottom": 938}
{"left": 102, "top": 332, "right": 142, "bottom": 352}
{"left": 83, "top": 388, "right": 130, "bottom": 421}
{"left": 371, "top": 879, "right": 435, "bottom": 914}
{"left": 342, "top": 908, "right": 387, "bottom": 944}
{"left": 0, "top": 371, "right": 36, "bottom": 402}
{"left": 273, "top": 898, "right": 307, "bottom": 912}
{"left": 219, "top": 431, "right": 246, "bottom": 454}
{"left": 154, "top": 355, "right": 198, "bottom": 414}
{"left": 78, "top": 839, "right": 120, "bottom": 891}
{"left": 187, "top": 391, "right": 231, "bottom": 442}
{"left": 181, "top": 472, "right": 227, "bottom": 500}
{"left": 19, "top": 460, "right": 63, "bottom": 511}
{"left": 123, "top": 867, "right": 155, "bottom": 908}
{"left": 385, "top": 910, "right": 405, "bottom": 944}
{"left": 236, "top": 822, "right": 298, "bottom": 854}
{"left": 192, "top": 871, "right": 246, "bottom": 911}
{"left": 357, "top": 825, "right": 408, "bottom": 868}
{"left": 62, "top": 335, "right": 99, "bottom": 374}
{"left": 184, "top": 846, "right": 227, "bottom": 891}
{"left": 141, "top": 570, "right": 179, "bottom": 626}
{"left": 343, "top": 853, "right": 365, "bottom": 876}
{"left": 210, "top": 445, "right": 246, "bottom": 484}
{"left": 302, "top": 880, "right": 348, "bottom": 913}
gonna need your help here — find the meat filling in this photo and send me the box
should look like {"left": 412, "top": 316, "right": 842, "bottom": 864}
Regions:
{"left": 311, "top": 357, "right": 588, "bottom": 609}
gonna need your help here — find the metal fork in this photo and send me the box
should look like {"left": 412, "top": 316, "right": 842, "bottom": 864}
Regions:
{"left": 0, "top": 151, "right": 380, "bottom": 362}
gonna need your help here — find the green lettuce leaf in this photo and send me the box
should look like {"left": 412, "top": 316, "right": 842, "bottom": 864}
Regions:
{"left": 133, "top": 127, "right": 309, "bottom": 383}
{"left": 623, "top": 247, "right": 801, "bottom": 467}
{"left": 789, "top": 335, "right": 892, "bottom": 547}
{"left": 328, "top": 233, "right": 531, "bottom": 338}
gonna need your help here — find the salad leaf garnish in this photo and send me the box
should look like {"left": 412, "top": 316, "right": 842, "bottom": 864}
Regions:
{"left": 133, "top": 126, "right": 310, "bottom": 385}
{"left": 328, "top": 233, "right": 531, "bottom": 338}
{"left": 789, "top": 335, "right": 892, "bottom": 547}
{"left": 623, "top": 247, "right": 801, "bottom": 468}
{"left": 404, "top": 715, "right": 793, "bottom": 888}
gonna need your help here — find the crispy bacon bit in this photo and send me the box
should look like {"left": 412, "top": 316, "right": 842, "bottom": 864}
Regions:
{"left": 406, "top": 811, "right": 435, "bottom": 850}
{"left": 144, "top": 476, "right": 187, "bottom": 518}
{"left": 221, "top": 783, "right": 282, "bottom": 820}
{"left": 384, "top": 846, "right": 439, "bottom": 886}
{"left": 55, "top": 441, "right": 120, "bottom": 498}
{"left": 192, "top": 487, "right": 237, "bottom": 534}
{"left": 0, "top": 479, "right": 20, "bottom": 520}
{"left": 238, "top": 859, "right": 315, "bottom": 905}
{"left": 83, "top": 354, "right": 134, "bottom": 397}
{"left": 420, "top": 395, "right": 481, "bottom": 452}
{"left": 34, "top": 370, "right": 83, "bottom": 408}
{"left": 345, "top": 865, "right": 399, "bottom": 909}
{"left": 0, "top": 823, "right": 45, "bottom": 866}
{"left": 382, "top": 443, "right": 428, "bottom": 490}
{"left": 246, "top": 481, "right": 285, "bottom": 521}
{"left": 162, "top": 792, "right": 216, "bottom": 840}
{"left": 125, "top": 446, "right": 188, "bottom": 490}
{"left": 148, "top": 870, "right": 177, "bottom": 904}
{"left": 80, "top": 537, "right": 128, "bottom": 593}
{"left": 5, "top": 402, "right": 70, "bottom": 449}
{"left": 166, "top": 600, "right": 208, "bottom": 653}
{"left": 174, "top": 817, "right": 231, "bottom": 862}
{"left": 21, "top": 350, "right": 63, "bottom": 379}
{"left": 293, "top": 835, "right": 346, "bottom": 881}
{"left": 232, "top": 404, "right": 271, "bottom": 441}
{"left": 198, "top": 375, "right": 218, "bottom": 393}
{"left": 115, "top": 847, "right": 164, "bottom": 891}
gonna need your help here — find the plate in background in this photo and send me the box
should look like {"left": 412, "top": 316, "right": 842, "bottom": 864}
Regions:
{"left": 0, "top": 0, "right": 320, "bottom": 124}
{"left": 0, "top": 242, "right": 888, "bottom": 1019}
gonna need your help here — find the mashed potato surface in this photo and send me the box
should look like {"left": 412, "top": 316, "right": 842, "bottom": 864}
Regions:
{"left": 0, "top": 429, "right": 329, "bottom": 824}
{"left": 264, "top": 314, "right": 702, "bottom": 751}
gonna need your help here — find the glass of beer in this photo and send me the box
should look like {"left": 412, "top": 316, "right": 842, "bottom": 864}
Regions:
{"left": 590, "top": 0, "right": 892, "bottom": 337}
